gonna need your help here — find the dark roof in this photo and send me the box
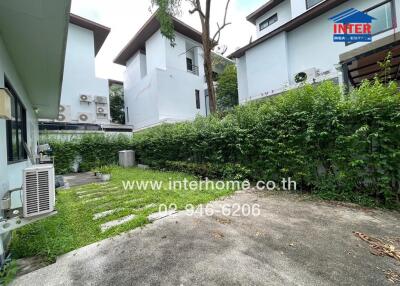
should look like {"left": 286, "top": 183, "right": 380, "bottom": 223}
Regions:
{"left": 69, "top": 13, "right": 110, "bottom": 56}
{"left": 230, "top": 0, "right": 348, "bottom": 58}
{"left": 247, "top": 0, "right": 285, "bottom": 24}
{"left": 329, "top": 8, "right": 376, "bottom": 23}
{"left": 114, "top": 14, "right": 203, "bottom": 66}
{"left": 108, "top": 79, "right": 124, "bottom": 86}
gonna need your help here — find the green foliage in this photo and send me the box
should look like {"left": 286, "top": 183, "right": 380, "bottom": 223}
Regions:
{"left": 49, "top": 134, "right": 133, "bottom": 175}
{"left": 151, "top": 0, "right": 182, "bottom": 46}
{"left": 0, "top": 259, "right": 17, "bottom": 286}
{"left": 48, "top": 81, "right": 400, "bottom": 208}
{"left": 109, "top": 84, "right": 125, "bottom": 124}
{"left": 216, "top": 65, "right": 239, "bottom": 111}
{"left": 132, "top": 81, "right": 400, "bottom": 208}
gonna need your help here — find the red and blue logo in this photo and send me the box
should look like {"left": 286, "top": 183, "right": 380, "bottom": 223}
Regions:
{"left": 330, "top": 8, "right": 376, "bottom": 42}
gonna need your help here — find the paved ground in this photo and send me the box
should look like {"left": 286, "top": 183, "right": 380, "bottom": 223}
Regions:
{"left": 13, "top": 191, "right": 400, "bottom": 286}
{"left": 63, "top": 172, "right": 102, "bottom": 187}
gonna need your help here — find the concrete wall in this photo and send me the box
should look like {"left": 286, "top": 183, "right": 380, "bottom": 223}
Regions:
{"left": 124, "top": 30, "right": 206, "bottom": 131}
{"left": 58, "top": 23, "right": 110, "bottom": 125}
{"left": 237, "top": 0, "right": 400, "bottom": 103}
{"left": 0, "top": 35, "right": 38, "bottom": 209}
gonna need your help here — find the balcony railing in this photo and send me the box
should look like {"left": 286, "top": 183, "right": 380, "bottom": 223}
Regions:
{"left": 187, "top": 64, "right": 199, "bottom": 76}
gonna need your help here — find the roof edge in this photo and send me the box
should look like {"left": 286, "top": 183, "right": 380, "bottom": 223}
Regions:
{"left": 246, "top": 0, "right": 284, "bottom": 25}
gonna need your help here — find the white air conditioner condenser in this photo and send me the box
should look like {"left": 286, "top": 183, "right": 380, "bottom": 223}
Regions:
{"left": 22, "top": 165, "right": 55, "bottom": 218}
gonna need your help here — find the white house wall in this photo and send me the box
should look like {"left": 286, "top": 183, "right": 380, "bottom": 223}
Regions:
{"left": 238, "top": 0, "right": 400, "bottom": 103}
{"left": 0, "top": 35, "right": 38, "bottom": 204}
{"left": 124, "top": 30, "right": 206, "bottom": 131}
{"left": 241, "top": 32, "right": 290, "bottom": 102}
{"left": 157, "top": 67, "right": 206, "bottom": 121}
{"left": 59, "top": 23, "right": 110, "bottom": 124}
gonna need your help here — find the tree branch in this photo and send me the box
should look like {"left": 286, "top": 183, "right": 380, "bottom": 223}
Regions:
{"left": 211, "top": 0, "right": 231, "bottom": 46}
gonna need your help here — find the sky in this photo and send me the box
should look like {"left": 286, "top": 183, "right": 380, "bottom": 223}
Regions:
{"left": 71, "top": 0, "right": 265, "bottom": 81}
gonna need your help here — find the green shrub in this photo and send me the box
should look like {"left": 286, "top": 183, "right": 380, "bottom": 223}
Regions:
{"left": 132, "top": 81, "right": 400, "bottom": 208}
{"left": 48, "top": 134, "right": 133, "bottom": 174}
{"left": 48, "top": 81, "right": 400, "bottom": 208}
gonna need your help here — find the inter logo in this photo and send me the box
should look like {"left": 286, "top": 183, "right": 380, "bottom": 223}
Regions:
{"left": 330, "top": 8, "right": 376, "bottom": 43}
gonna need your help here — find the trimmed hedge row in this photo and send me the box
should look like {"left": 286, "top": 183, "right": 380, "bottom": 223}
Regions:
{"left": 133, "top": 81, "right": 400, "bottom": 207}
{"left": 48, "top": 135, "right": 132, "bottom": 174}
{"left": 48, "top": 81, "right": 400, "bottom": 207}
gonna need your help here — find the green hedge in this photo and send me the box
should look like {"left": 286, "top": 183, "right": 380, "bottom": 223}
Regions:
{"left": 48, "top": 134, "right": 133, "bottom": 174}
{"left": 133, "top": 81, "right": 400, "bottom": 207}
{"left": 48, "top": 81, "right": 400, "bottom": 207}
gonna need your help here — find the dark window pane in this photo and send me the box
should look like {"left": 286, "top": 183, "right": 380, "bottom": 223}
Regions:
{"left": 5, "top": 78, "right": 27, "bottom": 163}
{"left": 195, "top": 90, "right": 200, "bottom": 109}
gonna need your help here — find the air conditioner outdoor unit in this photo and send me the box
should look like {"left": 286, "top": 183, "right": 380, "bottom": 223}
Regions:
{"left": 96, "top": 106, "right": 107, "bottom": 115}
{"left": 78, "top": 112, "right": 93, "bottom": 123}
{"left": 56, "top": 105, "right": 71, "bottom": 122}
{"left": 94, "top": 96, "right": 108, "bottom": 104}
{"left": 294, "top": 68, "right": 318, "bottom": 84}
{"left": 22, "top": 165, "right": 55, "bottom": 218}
{"left": 80, "top": 94, "right": 93, "bottom": 103}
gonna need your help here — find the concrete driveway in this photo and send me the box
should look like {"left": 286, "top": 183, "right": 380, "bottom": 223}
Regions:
{"left": 13, "top": 191, "right": 400, "bottom": 286}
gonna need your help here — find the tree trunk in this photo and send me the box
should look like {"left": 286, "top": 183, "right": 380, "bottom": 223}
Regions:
{"left": 203, "top": 46, "right": 217, "bottom": 113}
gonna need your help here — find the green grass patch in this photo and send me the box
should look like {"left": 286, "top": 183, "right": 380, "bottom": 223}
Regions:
{"left": 10, "top": 167, "right": 236, "bottom": 262}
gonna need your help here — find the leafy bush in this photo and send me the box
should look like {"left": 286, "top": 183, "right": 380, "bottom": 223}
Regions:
{"left": 132, "top": 81, "right": 400, "bottom": 208}
{"left": 49, "top": 134, "right": 133, "bottom": 174}
{"left": 48, "top": 81, "right": 400, "bottom": 208}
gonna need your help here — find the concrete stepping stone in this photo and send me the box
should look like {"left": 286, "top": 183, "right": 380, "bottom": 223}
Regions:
{"left": 83, "top": 197, "right": 102, "bottom": 204}
{"left": 135, "top": 203, "right": 157, "bottom": 211}
{"left": 148, "top": 210, "right": 177, "bottom": 223}
{"left": 93, "top": 208, "right": 125, "bottom": 220}
{"left": 79, "top": 192, "right": 104, "bottom": 199}
{"left": 100, "top": 215, "right": 136, "bottom": 232}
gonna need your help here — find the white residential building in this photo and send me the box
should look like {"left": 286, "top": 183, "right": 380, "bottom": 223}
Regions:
{"left": 40, "top": 14, "right": 112, "bottom": 131}
{"left": 231, "top": 0, "right": 400, "bottom": 104}
{"left": 0, "top": 0, "right": 70, "bottom": 264}
{"left": 115, "top": 14, "right": 220, "bottom": 131}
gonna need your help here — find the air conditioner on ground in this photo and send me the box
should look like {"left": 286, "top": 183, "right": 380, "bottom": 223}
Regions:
{"left": 96, "top": 106, "right": 108, "bottom": 115}
{"left": 94, "top": 96, "right": 108, "bottom": 104}
{"left": 56, "top": 105, "right": 71, "bottom": 122}
{"left": 78, "top": 112, "right": 93, "bottom": 123}
{"left": 23, "top": 165, "right": 55, "bottom": 218}
{"left": 80, "top": 94, "right": 93, "bottom": 103}
{"left": 294, "top": 68, "right": 318, "bottom": 84}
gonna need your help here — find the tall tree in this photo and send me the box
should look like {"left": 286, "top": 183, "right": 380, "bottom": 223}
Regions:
{"left": 151, "top": 0, "right": 231, "bottom": 114}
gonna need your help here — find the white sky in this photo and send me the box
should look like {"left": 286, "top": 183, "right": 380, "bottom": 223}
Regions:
{"left": 71, "top": 0, "right": 265, "bottom": 81}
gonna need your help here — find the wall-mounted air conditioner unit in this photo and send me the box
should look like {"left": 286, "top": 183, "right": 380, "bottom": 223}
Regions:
{"left": 78, "top": 112, "right": 93, "bottom": 123}
{"left": 94, "top": 96, "right": 108, "bottom": 104}
{"left": 80, "top": 94, "right": 93, "bottom": 103}
{"left": 55, "top": 105, "right": 71, "bottom": 122}
{"left": 294, "top": 68, "right": 318, "bottom": 84}
{"left": 22, "top": 165, "right": 55, "bottom": 218}
{"left": 96, "top": 106, "right": 108, "bottom": 115}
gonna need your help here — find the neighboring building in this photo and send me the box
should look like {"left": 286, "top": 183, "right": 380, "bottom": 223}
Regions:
{"left": 0, "top": 0, "right": 70, "bottom": 264}
{"left": 114, "top": 14, "right": 232, "bottom": 132}
{"left": 230, "top": 0, "right": 400, "bottom": 104}
{"left": 40, "top": 14, "right": 113, "bottom": 132}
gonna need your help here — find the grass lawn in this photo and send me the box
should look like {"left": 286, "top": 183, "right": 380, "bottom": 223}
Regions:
{"left": 10, "top": 167, "right": 236, "bottom": 262}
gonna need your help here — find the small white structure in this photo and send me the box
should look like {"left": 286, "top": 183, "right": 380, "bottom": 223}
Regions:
{"left": 115, "top": 14, "right": 224, "bottom": 131}
{"left": 0, "top": 0, "right": 70, "bottom": 264}
{"left": 41, "top": 14, "right": 111, "bottom": 129}
{"left": 231, "top": 0, "right": 400, "bottom": 104}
